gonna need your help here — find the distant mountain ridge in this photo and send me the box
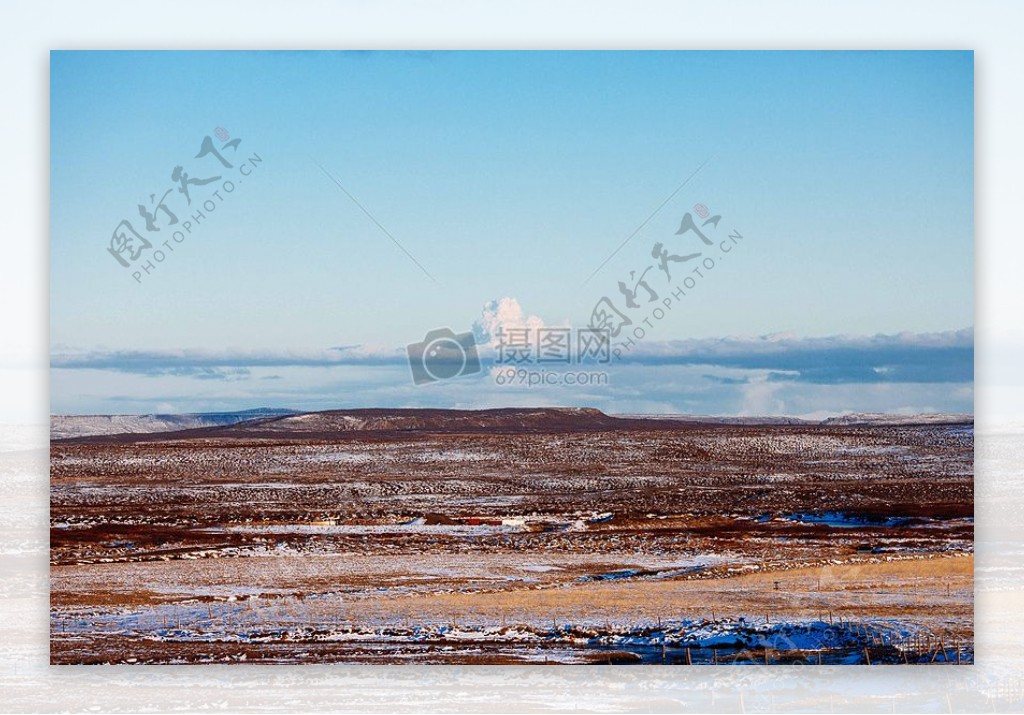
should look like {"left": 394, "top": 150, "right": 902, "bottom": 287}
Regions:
{"left": 51, "top": 407, "right": 648, "bottom": 442}
{"left": 236, "top": 407, "right": 617, "bottom": 435}
{"left": 821, "top": 412, "right": 974, "bottom": 426}
{"left": 51, "top": 406, "right": 973, "bottom": 441}
{"left": 50, "top": 408, "right": 297, "bottom": 440}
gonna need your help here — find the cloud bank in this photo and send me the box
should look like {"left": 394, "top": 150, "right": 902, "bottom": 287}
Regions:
{"left": 52, "top": 327, "right": 972, "bottom": 385}
{"left": 50, "top": 297, "right": 972, "bottom": 417}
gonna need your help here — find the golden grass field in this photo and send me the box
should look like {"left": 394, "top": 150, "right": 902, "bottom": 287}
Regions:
{"left": 322, "top": 555, "right": 974, "bottom": 638}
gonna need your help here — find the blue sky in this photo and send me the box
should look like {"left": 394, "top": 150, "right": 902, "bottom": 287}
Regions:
{"left": 50, "top": 51, "right": 973, "bottom": 416}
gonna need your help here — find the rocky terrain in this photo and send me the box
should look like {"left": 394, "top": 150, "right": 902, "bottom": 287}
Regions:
{"left": 50, "top": 407, "right": 974, "bottom": 665}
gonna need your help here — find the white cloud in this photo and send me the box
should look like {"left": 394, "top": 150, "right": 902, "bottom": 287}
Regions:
{"left": 473, "top": 297, "right": 548, "bottom": 348}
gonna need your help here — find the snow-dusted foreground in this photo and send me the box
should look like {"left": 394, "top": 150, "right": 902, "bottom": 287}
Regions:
{"left": 51, "top": 604, "right": 971, "bottom": 665}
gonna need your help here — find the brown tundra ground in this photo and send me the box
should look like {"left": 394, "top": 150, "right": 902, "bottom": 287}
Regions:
{"left": 49, "top": 408, "right": 973, "bottom": 665}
